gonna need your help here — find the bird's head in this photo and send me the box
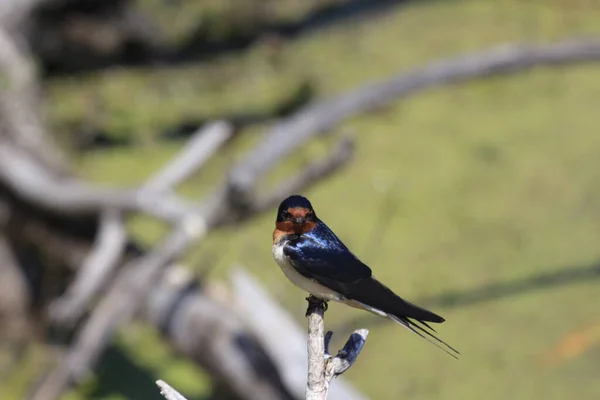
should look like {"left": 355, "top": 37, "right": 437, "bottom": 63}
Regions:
{"left": 275, "top": 195, "right": 317, "bottom": 235}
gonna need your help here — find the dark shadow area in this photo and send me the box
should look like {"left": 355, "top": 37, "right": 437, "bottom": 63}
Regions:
{"left": 421, "top": 261, "right": 600, "bottom": 308}
{"left": 172, "top": 0, "right": 409, "bottom": 64}
{"left": 88, "top": 345, "right": 163, "bottom": 400}
{"left": 68, "top": 81, "right": 315, "bottom": 152}
{"left": 336, "top": 260, "right": 600, "bottom": 330}
{"left": 88, "top": 345, "right": 209, "bottom": 400}
{"left": 31, "top": 0, "right": 415, "bottom": 76}
{"left": 158, "top": 81, "right": 315, "bottom": 141}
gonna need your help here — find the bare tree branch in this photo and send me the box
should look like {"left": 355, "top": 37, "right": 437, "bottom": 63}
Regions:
{"left": 4, "top": 39, "right": 600, "bottom": 225}
{"left": 324, "top": 330, "right": 369, "bottom": 378}
{"left": 145, "top": 265, "right": 297, "bottom": 400}
{"left": 0, "top": 27, "right": 68, "bottom": 172}
{"left": 306, "top": 298, "right": 368, "bottom": 400}
{"left": 29, "top": 214, "right": 209, "bottom": 400}
{"left": 28, "top": 116, "right": 355, "bottom": 400}
{"left": 49, "top": 209, "right": 127, "bottom": 326}
{"left": 253, "top": 138, "right": 354, "bottom": 215}
{"left": 156, "top": 380, "right": 189, "bottom": 400}
{"left": 229, "top": 38, "right": 600, "bottom": 196}
{"left": 306, "top": 297, "right": 328, "bottom": 400}
{"left": 45, "top": 122, "right": 232, "bottom": 326}
{"left": 230, "top": 268, "right": 367, "bottom": 400}
{"left": 144, "top": 121, "right": 233, "bottom": 192}
{"left": 0, "top": 142, "right": 195, "bottom": 222}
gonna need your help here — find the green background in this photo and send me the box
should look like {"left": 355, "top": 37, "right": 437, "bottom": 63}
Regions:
{"left": 12, "top": 1, "right": 600, "bottom": 399}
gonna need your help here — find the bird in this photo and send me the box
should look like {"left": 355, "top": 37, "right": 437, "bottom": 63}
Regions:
{"left": 272, "top": 194, "right": 459, "bottom": 358}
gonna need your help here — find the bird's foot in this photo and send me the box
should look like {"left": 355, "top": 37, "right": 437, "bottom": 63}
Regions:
{"left": 305, "top": 295, "right": 328, "bottom": 317}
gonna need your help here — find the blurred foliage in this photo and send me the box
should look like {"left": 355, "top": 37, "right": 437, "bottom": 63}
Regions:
{"left": 11, "top": 0, "right": 600, "bottom": 399}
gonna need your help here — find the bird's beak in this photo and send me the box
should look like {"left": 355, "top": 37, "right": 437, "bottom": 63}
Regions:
{"left": 293, "top": 217, "right": 306, "bottom": 225}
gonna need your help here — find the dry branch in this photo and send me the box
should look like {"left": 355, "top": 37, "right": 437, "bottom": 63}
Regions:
{"left": 49, "top": 209, "right": 127, "bottom": 326}
{"left": 305, "top": 297, "right": 368, "bottom": 400}
{"left": 306, "top": 297, "right": 328, "bottom": 400}
{"left": 26, "top": 109, "right": 355, "bottom": 400}
{"left": 0, "top": 28, "right": 67, "bottom": 172}
{"left": 253, "top": 138, "right": 354, "bottom": 215}
{"left": 143, "top": 121, "right": 233, "bottom": 193}
{"left": 324, "top": 330, "right": 369, "bottom": 378}
{"left": 145, "top": 266, "right": 297, "bottom": 400}
{"left": 30, "top": 216, "right": 209, "bottom": 400}
{"left": 245, "top": 38, "right": 600, "bottom": 161}
{"left": 0, "top": 142, "right": 194, "bottom": 222}
{"left": 156, "top": 380, "right": 188, "bottom": 400}
{"left": 231, "top": 268, "right": 367, "bottom": 400}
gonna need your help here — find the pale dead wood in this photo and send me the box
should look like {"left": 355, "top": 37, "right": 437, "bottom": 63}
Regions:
{"left": 46, "top": 122, "right": 233, "bottom": 326}
{"left": 156, "top": 380, "right": 189, "bottom": 400}
{"left": 243, "top": 39, "right": 600, "bottom": 168}
{"left": 30, "top": 216, "right": 209, "bottom": 400}
{"left": 0, "top": 142, "right": 194, "bottom": 222}
{"left": 143, "top": 121, "right": 233, "bottom": 193}
{"left": 0, "top": 28, "right": 68, "bottom": 172}
{"left": 29, "top": 137, "right": 355, "bottom": 399}
{"left": 324, "top": 330, "right": 369, "bottom": 379}
{"left": 305, "top": 298, "right": 369, "bottom": 400}
{"left": 252, "top": 138, "right": 354, "bottom": 215}
{"left": 49, "top": 209, "right": 127, "bottom": 326}
{"left": 146, "top": 265, "right": 297, "bottom": 400}
{"left": 231, "top": 268, "right": 367, "bottom": 400}
{"left": 306, "top": 297, "right": 328, "bottom": 400}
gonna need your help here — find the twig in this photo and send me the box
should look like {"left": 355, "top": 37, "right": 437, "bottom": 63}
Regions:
{"left": 156, "top": 380, "right": 189, "bottom": 400}
{"left": 29, "top": 117, "right": 353, "bottom": 400}
{"left": 0, "top": 26, "right": 68, "bottom": 172}
{"left": 146, "top": 265, "right": 296, "bottom": 400}
{"left": 226, "top": 38, "right": 600, "bottom": 197}
{"left": 143, "top": 121, "right": 233, "bottom": 192}
{"left": 5, "top": 39, "right": 600, "bottom": 223}
{"left": 0, "top": 143, "right": 195, "bottom": 222}
{"left": 252, "top": 138, "right": 354, "bottom": 215}
{"left": 30, "top": 215, "right": 208, "bottom": 400}
{"left": 49, "top": 209, "right": 127, "bottom": 326}
{"left": 230, "top": 267, "right": 367, "bottom": 400}
{"left": 305, "top": 297, "right": 369, "bottom": 400}
{"left": 306, "top": 296, "right": 328, "bottom": 400}
{"left": 324, "top": 330, "right": 369, "bottom": 379}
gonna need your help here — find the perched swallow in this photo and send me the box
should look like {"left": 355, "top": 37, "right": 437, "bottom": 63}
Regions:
{"left": 272, "top": 195, "right": 459, "bottom": 357}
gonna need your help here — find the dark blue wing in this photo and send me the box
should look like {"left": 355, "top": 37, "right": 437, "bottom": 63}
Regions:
{"left": 282, "top": 222, "right": 371, "bottom": 283}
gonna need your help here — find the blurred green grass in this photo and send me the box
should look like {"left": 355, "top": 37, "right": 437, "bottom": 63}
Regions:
{"left": 37, "top": 0, "right": 600, "bottom": 399}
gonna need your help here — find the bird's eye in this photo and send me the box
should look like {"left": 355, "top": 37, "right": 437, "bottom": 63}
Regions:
{"left": 281, "top": 210, "right": 291, "bottom": 219}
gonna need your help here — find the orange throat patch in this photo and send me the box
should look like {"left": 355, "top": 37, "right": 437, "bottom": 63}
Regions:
{"left": 272, "top": 220, "right": 316, "bottom": 244}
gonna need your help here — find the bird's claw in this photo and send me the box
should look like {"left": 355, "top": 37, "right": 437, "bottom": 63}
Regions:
{"left": 305, "top": 295, "right": 328, "bottom": 316}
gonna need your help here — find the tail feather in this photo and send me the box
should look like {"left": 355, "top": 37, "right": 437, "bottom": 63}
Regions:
{"left": 389, "top": 314, "right": 460, "bottom": 359}
{"left": 343, "top": 297, "right": 460, "bottom": 358}
{"left": 416, "top": 319, "right": 437, "bottom": 333}
{"left": 345, "top": 277, "right": 445, "bottom": 323}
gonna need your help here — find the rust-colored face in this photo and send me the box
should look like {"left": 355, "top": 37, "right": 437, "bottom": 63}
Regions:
{"left": 273, "top": 206, "right": 317, "bottom": 242}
